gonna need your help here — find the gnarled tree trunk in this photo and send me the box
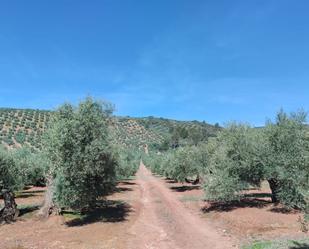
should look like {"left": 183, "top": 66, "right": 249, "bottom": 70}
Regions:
{"left": 0, "top": 189, "right": 19, "bottom": 223}
{"left": 268, "top": 178, "right": 280, "bottom": 203}
{"left": 37, "top": 176, "right": 56, "bottom": 218}
{"left": 193, "top": 174, "right": 200, "bottom": 185}
{"left": 185, "top": 178, "right": 191, "bottom": 184}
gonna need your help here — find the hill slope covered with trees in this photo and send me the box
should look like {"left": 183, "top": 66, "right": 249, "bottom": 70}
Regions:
{"left": 0, "top": 108, "right": 220, "bottom": 150}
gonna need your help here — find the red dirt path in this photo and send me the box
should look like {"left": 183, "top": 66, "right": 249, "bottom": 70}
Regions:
{"left": 127, "top": 163, "right": 236, "bottom": 249}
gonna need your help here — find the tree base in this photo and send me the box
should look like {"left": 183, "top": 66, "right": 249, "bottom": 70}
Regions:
{"left": 0, "top": 190, "right": 19, "bottom": 224}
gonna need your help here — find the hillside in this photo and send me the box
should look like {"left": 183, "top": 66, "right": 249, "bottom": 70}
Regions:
{"left": 111, "top": 117, "right": 165, "bottom": 148}
{"left": 0, "top": 108, "right": 51, "bottom": 149}
{"left": 134, "top": 116, "right": 219, "bottom": 138}
{"left": 0, "top": 108, "right": 220, "bottom": 149}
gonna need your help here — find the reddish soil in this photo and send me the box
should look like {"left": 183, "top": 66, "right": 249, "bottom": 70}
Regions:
{"left": 0, "top": 164, "right": 306, "bottom": 249}
{"left": 0, "top": 182, "right": 140, "bottom": 249}
{"left": 15, "top": 186, "right": 46, "bottom": 207}
{"left": 165, "top": 178, "right": 306, "bottom": 244}
{"left": 127, "top": 163, "right": 236, "bottom": 249}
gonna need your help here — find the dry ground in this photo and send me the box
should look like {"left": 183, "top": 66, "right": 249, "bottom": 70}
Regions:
{"left": 165, "top": 178, "right": 307, "bottom": 245}
{"left": 0, "top": 164, "right": 307, "bottom": 249}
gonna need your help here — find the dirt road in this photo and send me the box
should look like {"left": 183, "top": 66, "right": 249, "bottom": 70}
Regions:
{"left": 0, "top": 163, "right": 237, "bottom": 249}
{"left": 126, "top": 163, "right": 236, "bottom": 249}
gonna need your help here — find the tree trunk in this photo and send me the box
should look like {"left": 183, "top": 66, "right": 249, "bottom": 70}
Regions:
{"left": 144, "top": 144, "right": 149, "bottom": 155}
{"left": 185, "top": 178, "right": 191, "bottom": 184}
{"left": 37, "top": 176, "right": 56, "bottom": 218}
{"left": 268, "top": 178, "right": 280, "bottom": 203}
{"left": 0, "top": 189, "right": 19, "bottom": 223}
{"left": 193, "top": 175, "right": 200, "bottom": 185}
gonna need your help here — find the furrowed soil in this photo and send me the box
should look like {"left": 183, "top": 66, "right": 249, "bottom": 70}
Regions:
{"left": 0, "top": 163, "right": 305, "bottom": 249}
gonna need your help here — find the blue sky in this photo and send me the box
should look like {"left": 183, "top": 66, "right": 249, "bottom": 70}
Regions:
{"left": 0, "top": 0, "right": 308, "bottom": 125}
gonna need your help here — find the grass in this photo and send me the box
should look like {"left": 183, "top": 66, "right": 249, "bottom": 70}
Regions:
{"left": 179, "top": 195, "right": 201, "bottom": 202}
{"left": 243, "top": 238, "right": 309, "bottom": 249}
{"left": 243, "top": 241, "right": 273, "bottom": 249}
{"left": 62, "top": 210, "right": 84, "bottom": 220}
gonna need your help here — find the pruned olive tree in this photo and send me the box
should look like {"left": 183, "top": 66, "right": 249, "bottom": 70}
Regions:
{"left": 260, "top": 110, "right": 309, "bottom": 209}
{"left": 38, "top": 97, "right": 117, "bottom": 217}
{"left": 143, "top": 144, "right": 209, "bottom": 185}
{"left": 165, "top": 145, "right": 204, "bottom": 183}
{"left": 203, "top": 123, "right": 264, "bottom": 202}
{"left": 203, "top": 110, "right": 309, "bottom": 211}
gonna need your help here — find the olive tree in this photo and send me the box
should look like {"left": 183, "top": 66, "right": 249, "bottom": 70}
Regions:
{"left": 203, "top": 123, "right": 264, "bottom": 202}
{"left": 203, "top": 110, "right": 309, "bottom": 211}
{"left": 142, "top": 151, "right": 164, "bottom": 175}
{"left": 12, "top": 147, "right": 46, "bottom": 187}
{"left": 144, "top": 145, "right": 208, "bottom": 184}
{"left": 165, "top": 146, "right": 204, "bottom": 183}
{"left": 116, "top": 147, "right": 140, "bottom": 179}
{"left": 0, "top": 146, "right": 23, "bottom": 223}
{"left": 260, "top": 110, "right": 309, "bottom": 209}
{"left": 38, "top": 97, "right": 117, "bottom": 217}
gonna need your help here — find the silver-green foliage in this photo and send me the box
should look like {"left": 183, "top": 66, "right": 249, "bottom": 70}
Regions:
{"left": 142, "top": 151, "right": 166, "bottom": 175}
{"left": 203, "top": 123, "right": 263, "bottom": 202}
{"left": 12, "top": 147, "right": 47, "bottom": 186}
{"left": 203, "top": 110, "right": 309, "bottom": 210}
{"left": 116, "top": 147, "right": 141, "bottom": 179}
{"left": 0, "top": 146, "right": 23, "bottom": 193}
{"left": 43, "top": 97, "right": 117, "bottom": 210}
{"left": 144, "top": 144, "right": 207, "bottom": 183}
{"left": 261, "top": 110, "right": 309, "bottom": 209}
{"left": 165, "top": 146, "right": 203, "bottom": 182}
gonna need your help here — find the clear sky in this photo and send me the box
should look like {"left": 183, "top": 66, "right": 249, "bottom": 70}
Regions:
{"left": 0, "top": 0, "right": 308, "bottom": 125}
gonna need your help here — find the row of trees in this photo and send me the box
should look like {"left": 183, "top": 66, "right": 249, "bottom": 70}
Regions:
{"left": 144, "top": 110, "right": 309, "bottom": 213}
{"left": 1, "top": 97, "right": 140, "bottom": 222}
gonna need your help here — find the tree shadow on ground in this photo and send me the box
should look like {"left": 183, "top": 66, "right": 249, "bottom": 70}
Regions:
{"left": 15, "top": 193, "right": 37, "bottom": 199}
{"left": 269, "top": 206, "right": 300, "bottom": 214}
{"left": 1, "top": 191, "right": 44, "bottom": 200}
{"left": 19, "top": 205, "right": 40, "bottom": 217}
{"left": 65, "top": 200, "right": 132, "bottom": 227}
{"left": 23, "top": 190, "right": 45, "bottom": 194}
{"left": 165, "top": 179, "right": 177, "bottom": 184}
{"left": 244, "top": 193, "right": 272, "bottom": 199}
{"left": 202, "top": 199, "right": 271, "bottom": 213}
{"left": 170, "top": 185, "right": 200, "bottom": 192}
{"left": 15, "top": 190, "right": 45, "bottom": 199}
{"left": 113, "top": 186, "right": 133, "bottom": 193}
{"left": 119, "top": 181, "right": 136, "bottom": 186}
{"left": 23, "top": 186, "right": 33, "bottom": 190}
{"left": 289, "top": 241, "right": 309, "bottom": 249}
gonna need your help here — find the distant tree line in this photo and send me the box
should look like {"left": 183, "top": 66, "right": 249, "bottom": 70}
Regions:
{"left": 150, "top": 124, "right": 220, "bottom": 151}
